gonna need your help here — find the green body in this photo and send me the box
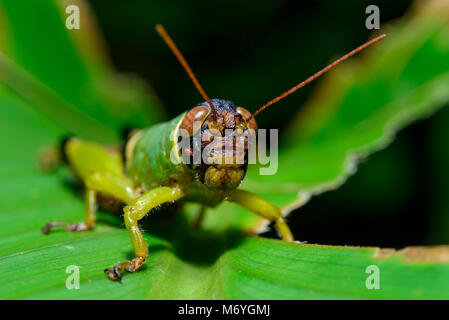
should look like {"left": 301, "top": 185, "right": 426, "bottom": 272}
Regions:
{"left": 126, "top": 113, "right": 186, "bottom": 189}
{"left": 126, "top": 112, "right": 226, "bottom": 207}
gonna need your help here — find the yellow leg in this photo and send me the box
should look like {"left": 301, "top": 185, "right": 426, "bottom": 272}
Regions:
{"left": 85, "top": 171, "right": 135, "bottom": 204}
{"left": 42, "top": 137, "right": 133, "bottom": 234}
{"left": 228, "top": 190, "right": 294, "bottom": 242}
{"left": 105, "top": 186, "right": 185, "bottom": 281}
{"left": 42, "top": 171, "right": 136, "bottom": 234}
{"left": 84, "top": 188, "right": 96, "bottom": 228}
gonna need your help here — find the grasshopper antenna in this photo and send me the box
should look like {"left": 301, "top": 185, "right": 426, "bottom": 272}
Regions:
{"left": 156, "top": 24, "right": 217, "bottom": 120}
{"left": 251, "top": 34, "right": 387, "bottom": 118}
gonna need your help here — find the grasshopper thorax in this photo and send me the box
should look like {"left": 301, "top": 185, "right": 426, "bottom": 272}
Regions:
{"left": 180, "top": 98, "right": 257, "bottom": 191}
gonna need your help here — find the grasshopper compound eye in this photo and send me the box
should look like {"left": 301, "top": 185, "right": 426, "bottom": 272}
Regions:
{"left": 180, "top": 105, "right": 211, "bottom": 136}
{"left": 236, "top": 107, "right": 257, "bottom": 132}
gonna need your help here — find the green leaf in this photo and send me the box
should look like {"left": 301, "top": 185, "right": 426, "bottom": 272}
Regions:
{"left": 1, "top": 0, "right": 449, "bottom": 300}
{"left": 0, "top": 0, "right": 164, "bottom": 142}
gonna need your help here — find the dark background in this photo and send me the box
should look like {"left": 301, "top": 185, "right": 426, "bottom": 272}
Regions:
{"left": 89, "top": 0, "right": 449, "bottom": 248}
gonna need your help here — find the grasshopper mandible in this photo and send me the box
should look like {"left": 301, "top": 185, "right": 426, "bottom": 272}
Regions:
{"left": 42, "top": 25, "right": 386, "bottom": 280}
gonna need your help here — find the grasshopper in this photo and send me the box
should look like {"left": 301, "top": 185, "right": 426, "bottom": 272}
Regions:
{"left": 42, "top": 25, "right": 386, "bottom": 280}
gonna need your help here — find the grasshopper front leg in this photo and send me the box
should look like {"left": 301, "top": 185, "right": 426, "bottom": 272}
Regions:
{"left": 228, "top": 190, "right": 294, "bottom": 242}
{"left": 105, "top": 186, "right": 185, "bottom": 281}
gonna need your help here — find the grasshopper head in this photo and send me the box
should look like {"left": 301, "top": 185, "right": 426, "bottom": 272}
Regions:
{"left": 180, "top": 99, "right": 257, "bottom": 190}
